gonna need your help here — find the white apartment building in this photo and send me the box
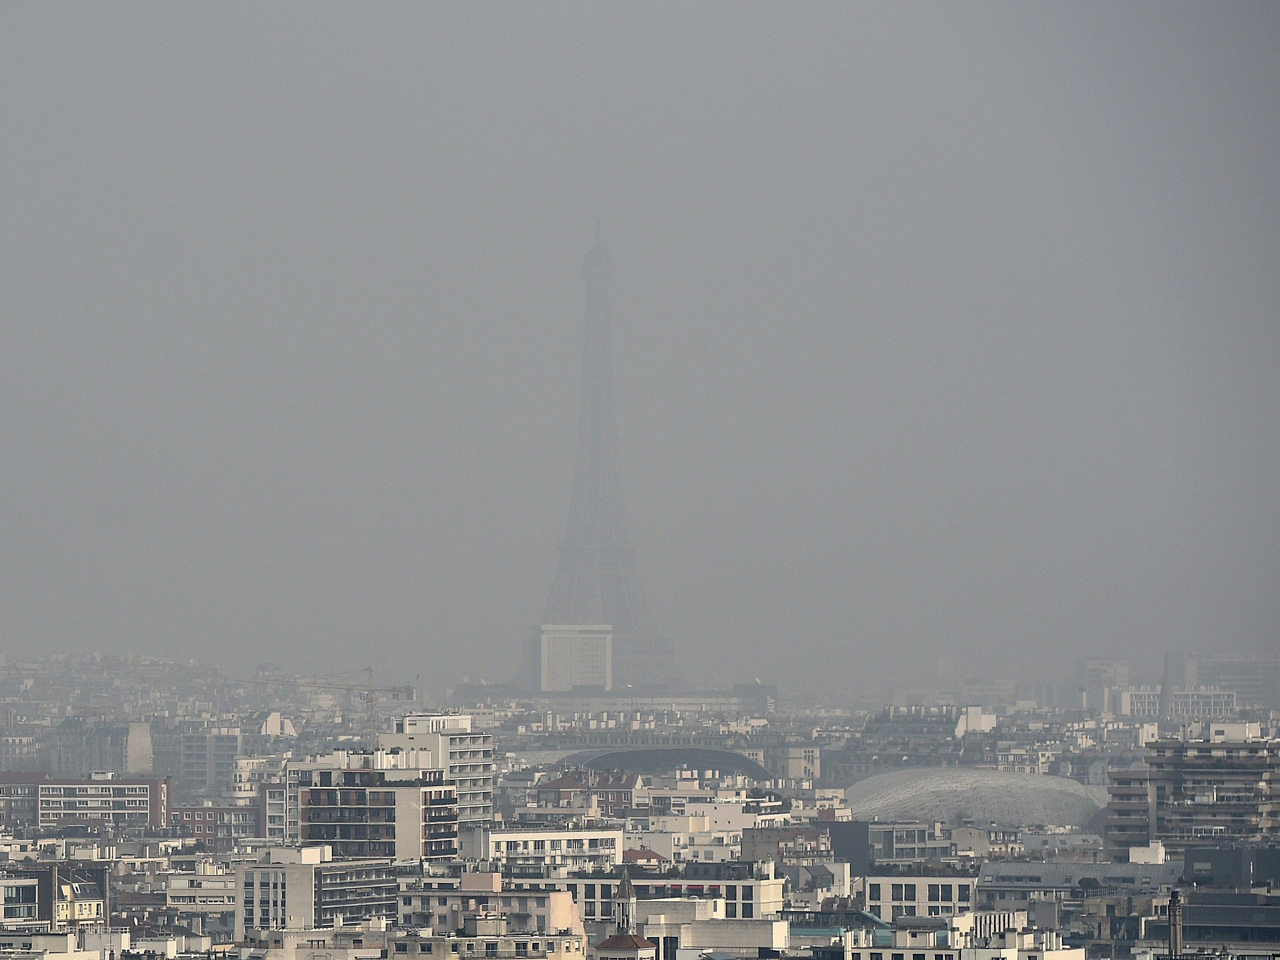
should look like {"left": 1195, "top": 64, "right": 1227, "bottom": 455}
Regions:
{"left": 860, "top": 875, "right": 978, "bottom": 920}
{"left": 398, "top": 871, "right": 584, "bottom": 935}
{"left": 634, "top": 897, "right": 790, "bottom": 959}
{"left": 226, "top": 754, "right": 288, "bottom": 806}
{"left": 1117, "top": 687, "right": 1237, "bottom": 720}
{"left": 839, "top": 920, "right": 1081, "bottom": 960}
{"left": 460, "top": 824, "right": 623, "bottom": 873}
{"left": 166, "top": 864, "right": 237, "bottom": 935}
{"left": 380, "top": 714, "right": 495, "bottom": 827}
{"left": 626, "top": 814, "right": 741, "bottom": 863}
{"left": 233, "top": 846, "right": 397, "bottom": 940}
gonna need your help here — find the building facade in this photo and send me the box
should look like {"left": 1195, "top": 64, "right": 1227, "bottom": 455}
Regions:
{"left": 298, "top": 768, "right": 458, "bottom": 860}
{"left": 233, "top": 846, "right": 397, "bottom": 940}
{"left": 380, "top": 714, "right": 495, "bottom": 828}
{"left": 1105, "top": 736, "right": 1280, "bottom": 857}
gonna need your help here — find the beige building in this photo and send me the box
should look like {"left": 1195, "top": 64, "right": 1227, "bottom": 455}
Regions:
{"left": 234, "top": 846, "right": 397, "bottom": 940}
{"left": 398, "top": 872, "right": 584, "bottom": 936}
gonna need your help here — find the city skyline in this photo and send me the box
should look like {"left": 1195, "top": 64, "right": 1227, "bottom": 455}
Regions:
{"left": 1, "top": 5, "right": 1277, "bottom": 695}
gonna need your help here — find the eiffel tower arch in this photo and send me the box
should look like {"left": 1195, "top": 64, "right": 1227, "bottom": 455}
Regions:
{"left": 523, "top": 237, "right": 675, "bottom": 690}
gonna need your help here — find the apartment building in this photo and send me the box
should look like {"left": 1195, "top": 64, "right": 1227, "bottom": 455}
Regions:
{"left": 165, "top": 866, "right": 237, "bottom": 936}
{"left": 535, "top": 772, "right": 647, "bottom": 817}
{"left": 626, "top": 814, "right": 741, "bottom": 863}
{"left": 1105, "top": 735, "right": 1280, "bottom": 857}
{"left": 1117, "top": 688, "right": 1237, "bottom": 721}
{"left": 397, "top": 871, "right": 583, "bottom": 935}
{"left": 0, "top": 876, "right": 39, "bottom": 930}
{"left": 233, "top": 845, "right": 397, "bottom": 940}
{"left": 380, "top": 714, "right": 495, "bottom": 828}
{"left": 35, "top": 775, "right": 170, "bottom": 830}
{"left": 387, "top": 920, "right": 586, "bottom": 960}
{"left": 861, "top": 873, "right": 979, "bottom": 920}
{"left": 556, "top": 862, "right": 784, "bottom": 925}
{"left": 973, "top": 861, "right": 1182, "bottom": 910}
{"left": 169, "top": 803, "right": 258, "bottom": 850}
{"left": 279, "top": 747, "right": 449, "bottom": 842}
{"left": 461, "top": 824, "right": 624, "bottom": 874}
{"left": 299, "top": 767, "right": 459, "bottom": 860}
{"left": 179, "top": 728, "right": 242, "bottom": 797}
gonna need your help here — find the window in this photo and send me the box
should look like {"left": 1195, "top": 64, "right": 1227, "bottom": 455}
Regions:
{"left": 928, "top": 885, "right": 939, "bottom": 902}
{"left": 869, "top": 884, "right": 881, "bottom": 901}
{"left": 904, "top": 884, "right": 916, "bottom": 900}
{"left": 892, "top": 884, "right": 903, "bottom": 901}
{"left": 397, "top": 944, "right": 409, "bottom": 954}
{"left": 742, "top": 904, "right": 753, "bottom": 919}
{"left": 726, "top": 903, "right": 737, "bottom": 918}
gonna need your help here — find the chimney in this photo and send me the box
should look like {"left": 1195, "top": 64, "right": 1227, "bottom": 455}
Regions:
{"left": 1168, "top": 889, "right": 1182, "bottom": 958}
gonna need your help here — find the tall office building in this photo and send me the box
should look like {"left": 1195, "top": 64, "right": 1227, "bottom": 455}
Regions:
{"left": 532, "top": 238, "right": 674, "bottom": 689}
{"left": 540, "top": 624, "right": 613, "bottom": 692}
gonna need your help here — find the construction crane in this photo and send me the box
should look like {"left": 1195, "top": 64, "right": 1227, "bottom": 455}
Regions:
{"left": 223, "top": 667, "right": 416, "bottom": 747}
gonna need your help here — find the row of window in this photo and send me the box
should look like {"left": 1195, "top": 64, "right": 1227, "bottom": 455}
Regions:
{"left": 393, "top": 941, "right": 573, "bottom": 956}
{"left": 867, "top": 883, "right": 971, "bottom": 903}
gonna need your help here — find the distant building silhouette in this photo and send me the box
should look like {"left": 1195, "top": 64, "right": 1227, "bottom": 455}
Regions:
{"left": 525, "top": 236, "right": 674, "bottom": 690}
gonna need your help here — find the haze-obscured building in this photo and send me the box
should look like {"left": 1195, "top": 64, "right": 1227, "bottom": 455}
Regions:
{"left": 540, "top": 625, "right": 613, "bottom": 692}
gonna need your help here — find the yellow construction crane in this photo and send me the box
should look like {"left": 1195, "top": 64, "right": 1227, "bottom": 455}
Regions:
{"left": 223, "top": 667, "right": 416, "bottom": 746}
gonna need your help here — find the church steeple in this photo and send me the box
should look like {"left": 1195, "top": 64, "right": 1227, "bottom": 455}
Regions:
{"left": 615, "top": 866, "right": 637, "bottom": 934}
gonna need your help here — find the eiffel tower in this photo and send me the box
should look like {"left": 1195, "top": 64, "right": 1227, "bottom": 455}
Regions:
{"left": 531, "top": 235, "right": 674, "bottom": 689}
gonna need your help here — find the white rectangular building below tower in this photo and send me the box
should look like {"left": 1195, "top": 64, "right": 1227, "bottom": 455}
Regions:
{"left": 540, "top": 624, "right": 612, "bottom": 692}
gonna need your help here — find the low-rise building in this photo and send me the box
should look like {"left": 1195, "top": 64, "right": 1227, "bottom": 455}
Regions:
{"left": 233, "top": 845, "right": 397, "bottom": 940}
{"left": 861, "top": 872, "right": 979, "bottom": 921}
{"left": 461, "top": 824, "right": 624, "bottom": 874}
{"left": 536, "top": 772, "right": 647, "bottom": 818}
{"left": 169, "top": 803, "right": 258, "bottom": 850}
{"left": 397, "top": 872, "right": 583, "bottom": 936}
{"left": 27, "top": 775, "right": 170, "bottom": 832}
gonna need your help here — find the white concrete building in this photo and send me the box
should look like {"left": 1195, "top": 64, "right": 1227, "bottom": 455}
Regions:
{"left": 460, "top": 824, "right": 623, "bottom": 873}
{"left": 379, "top": 714, "right": 495, "bottom": 827}
{"left": 625, "top": 814, "right": 740, "bottom": 863}
{"left": 860, "top": 875, "right": 978, "bottom": 920}
{"left": 233, "top": 846, "right": 397, "bottom": 940}
{"left": 633, "top": 898, "right": 788, "bottom": 960}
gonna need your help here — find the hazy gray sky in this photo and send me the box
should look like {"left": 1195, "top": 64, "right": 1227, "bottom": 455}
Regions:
{"left": 3, "top": 4, "right": 1278, "bottom": 697}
